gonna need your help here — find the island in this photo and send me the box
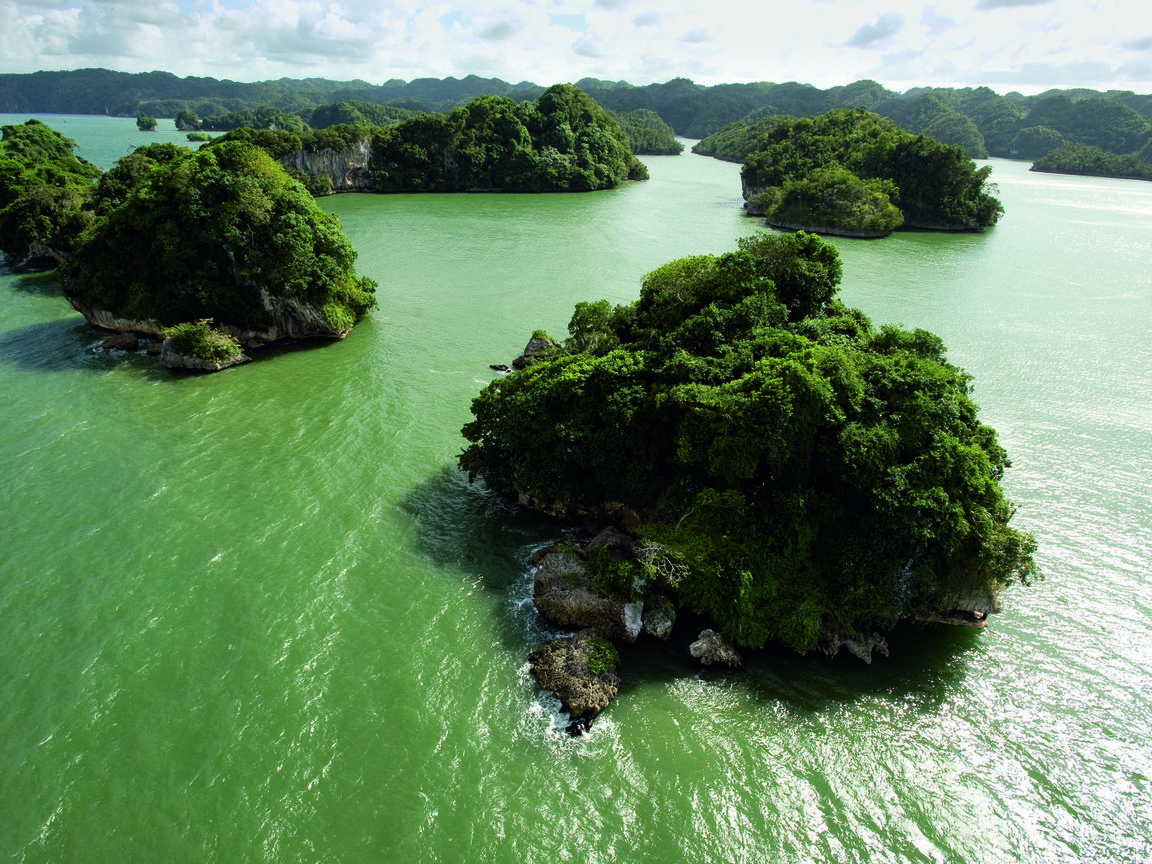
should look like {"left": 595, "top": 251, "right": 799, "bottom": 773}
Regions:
{"left": 738, "top": 109, "right": 1003, "bottom": 237}
{"left": 210, "top": 84, "right": 650, "bottom": 194}
{"left": 460, "top": 231, "right": 1038, "bottom": 731}
{"left": 1, "top": 120, "right": 377, "bottom": 369}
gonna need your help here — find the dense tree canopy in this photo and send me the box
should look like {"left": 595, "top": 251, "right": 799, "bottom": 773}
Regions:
{"left": 460, "top": 232, "right": 1037, "bottom": 652}
{"left": 64, "top": 140, "right": 376, "bottom": 334}
{"left": 370, "top": 84, "right": 648, "bottom": 192}
{"left": 1031, "top": 143, "right": 1152, "bottom": 181}
{"left": 0, "top": 119, "right": 100, "bottom": 263}
{"left": 612, "top": 109, "right": 683, "bottom": 155}
{"left": 741, "top": 109, "right": 1002, "bottom": 235}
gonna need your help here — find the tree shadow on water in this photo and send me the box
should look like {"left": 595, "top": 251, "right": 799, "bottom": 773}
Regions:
{"left": 401, "top": 464, "right": 579, "bottom": 593}
{"left": 615, "top": 617, "right": 983, "bottom": 717}
{"left": 6, "top": 265, "right": 66, "bottom": 296}
{"left": 400, "top": 465, "right": 985, "bottom": 714}
{"left": 0, "top": 317, "right": 131, "bottom": 373}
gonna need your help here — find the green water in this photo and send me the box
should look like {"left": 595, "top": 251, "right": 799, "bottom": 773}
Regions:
{"left": 2, "top": 115, "right": 1150, "bottom": 863}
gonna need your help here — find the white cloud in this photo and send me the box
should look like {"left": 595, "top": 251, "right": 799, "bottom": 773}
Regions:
{"left": 0, "top": 0, "right": 1148, "bottom": 95}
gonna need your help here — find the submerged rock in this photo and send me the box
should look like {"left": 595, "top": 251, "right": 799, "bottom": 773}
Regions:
{"left": 529, "top": 629, "right": 620, "bottom": 732}
{"left": 99, "top": 332, "right": 138, "bottom": 351}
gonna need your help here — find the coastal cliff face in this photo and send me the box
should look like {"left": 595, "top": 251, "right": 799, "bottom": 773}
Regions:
{"left": 68, "top": 288, "right": 351, "bottom": 347}
{"left": 278, "top": 139, "right": 373, "bottom": 192}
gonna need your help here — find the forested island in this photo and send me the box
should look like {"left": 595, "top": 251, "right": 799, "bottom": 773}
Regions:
{"left": 461, "top": 232, "right": 1038, "bottom": 727}
{"left": 207, "top": 85, "right": 650, "bottom": 193}
{"left": 1, "top": 119, "right": 376, "bottom": 368}
{"left": 736, "top": 109, "right": 1002, "bottom": 236}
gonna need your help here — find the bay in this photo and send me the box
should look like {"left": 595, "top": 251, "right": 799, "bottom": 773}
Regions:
{"left": 1, "top": 115, "right": 1150, "bottom": 863}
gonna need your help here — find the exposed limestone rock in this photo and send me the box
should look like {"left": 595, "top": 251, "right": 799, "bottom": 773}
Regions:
{"left": 689, "top": 629, "right": 743, "bottom": 668}
{"left": 923, "top": 584, "right": 1002, "bottom": 628}
{"left": 641, "top": 593, "right": 676, "bottom": 640}
{"left": 68, "top": 288, "right": 351, "bottom": 349}
{"left": 516, "top": 490, "right": 645, "bottom": 534}
{"left": 278, "top": 139, "right": 373, "bottom": 192}
{"left": 512, "top": 335, "right": 558, "bottom": 369}
{"left": 764, "top": 218, "right": 892, "bottom": 239}
{"left": 533, "top": 551, "right": 643, "bottom": 642}
{"left": 529, "top": 629, "right": 620, "bottom": 731}
{"left": 816, "top": 617, "right": 890, "bottom": 664}
{"left": 160, "top": 338, "right": 249, "bottom": 372}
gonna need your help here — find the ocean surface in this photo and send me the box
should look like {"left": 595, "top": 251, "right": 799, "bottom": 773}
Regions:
{"left": 2, "top": 114, "right": 1150, "bottom": 863}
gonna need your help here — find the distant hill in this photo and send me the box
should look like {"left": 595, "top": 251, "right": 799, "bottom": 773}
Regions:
{"left": 2, "top": 69, "right": 1149, "bottom": 172}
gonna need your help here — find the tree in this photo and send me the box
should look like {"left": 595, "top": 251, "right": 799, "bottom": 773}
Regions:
{"left": 741, "top": 109, "right": 1002, "bottom": 232}
{"left": 460, "top": 232, "right": 1037, "bottom": 653}
{"left": 64, "top": 140, "right": 377, "bottom": 335}
{"left": 0, "top": 119, "right": 100, "bottom": 263}
{"left": 174, "top": 108, "right": 200, "bottom": 131}
{"left": 136, "top": 113, "right": 157, "bottom": 131}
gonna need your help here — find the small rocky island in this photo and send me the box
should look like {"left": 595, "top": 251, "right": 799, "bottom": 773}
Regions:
{"left": 1, "top": 121, "right": 377, "bottom": 370}
{"left": 469, "top": 233, "right": 1039, "bottom": 734}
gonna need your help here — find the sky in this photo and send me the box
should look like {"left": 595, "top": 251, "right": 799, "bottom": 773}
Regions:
{"left": 2, "top": 0, "right": 1150, "bottom": 95}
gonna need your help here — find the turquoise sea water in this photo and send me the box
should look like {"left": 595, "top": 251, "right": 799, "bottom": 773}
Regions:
{"left": 2, "top": 115, "right": 1151, "bottom": 862}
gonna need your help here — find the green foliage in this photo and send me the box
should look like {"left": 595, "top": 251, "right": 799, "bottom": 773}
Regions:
{"left": 136, "top": 114, "right": 157, "bottom": 131}
{"left": 1031, "top": 143, "right": 1152, "bottom": 181}
{"left": 175, "top": 109, "right": 200, "bottom": 131}
{"left": 302, "top": 101, "right": 416, "bottom": 129}
{"left": 1008, "top": 126, "right": 1066, "bottom": 160}
{"left": 200, "top": 105, "right": 309, "bottom": 133}
{"left": 369, "top": 85, "right": 646, "bottom": 193}
{"left": 64, "top": 140, "right": 377, "bottom": 333}
{"left": 460, "top": 232, "right": 1037, "bottom": 653}
{"left": 742, "top": 109, "right": 1002, "bottom": 232}
{"left": 186, "top": 132, "right": 212, "bottom": 142}
{"left": 613, "top": 109, "right": 684, "bottom": 155}
{"left": 584, "top": 637, "right": 618, "bottom": 675}
{"left": 0, "top": 120, "right": 101, "bottom": 262}
{"left": 879, "top": 94, "right": 988, "bottom": 158}
{"left": 163, "top": 319, "right": 242, "bottom": 362}
{"left": 750, "top": 166, "right": 904, "bottom": 237}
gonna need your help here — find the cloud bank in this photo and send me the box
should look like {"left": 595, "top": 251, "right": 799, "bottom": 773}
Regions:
{"left": 1, "top": 0, "right": 1149, "bottom": 94}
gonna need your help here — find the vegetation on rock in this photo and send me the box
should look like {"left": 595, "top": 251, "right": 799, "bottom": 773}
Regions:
{"left": 0, "top": 119, "right": 101, "bottom": 263}
{"left": 741, "top": 109, "right": 1002, "bottom": 234}
{"left": 1031, "top": 143, "right": 1152, "bottom": 181}
{"left": 460, "top": 231, "right": 1038, "bottom": 654}
{"left": 613, "top": 109, "right": 683, "bottom": 155}
{"left": 369, "top": 84, "right": 647, "bottom": 192}
{"left": 64, "top": 139, "right": 377, "bottom": 337}
{"left": 163, "top": 319, "right": 243, "bottom": 362}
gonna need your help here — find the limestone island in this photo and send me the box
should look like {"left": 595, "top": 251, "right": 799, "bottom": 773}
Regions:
{"left": 1, "top": 120, "right": 376, "bottom": 370}
{"left": 717, "top": 109, "right": 1003, "bottom": 238}
{"left": 462, "top": 231, "right": 1038, "bottom": 734}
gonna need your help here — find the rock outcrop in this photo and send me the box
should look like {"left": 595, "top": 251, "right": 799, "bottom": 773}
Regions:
{"left": 512, "top": 334, "right": 558, "bottom": 369}
{"left": 533, "top": 550, "right": 643, "bottom": 643}
{"left": 816, "top": 623, "right": 890, "bottom": 664}
{"left": 278, "top": 139, "right": 373, "bottom": 192}
{"left": 529, "top": 629, "right": 620, "bottom": 733}
{"left": 160, "top": 338, "right": 249, "bottom": 371}
{"left": 689, "top": 629, "right": 744, "bottom": 668}
{"left": 68, "top": 288, "right": 352, "bottom": 349}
